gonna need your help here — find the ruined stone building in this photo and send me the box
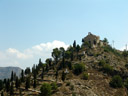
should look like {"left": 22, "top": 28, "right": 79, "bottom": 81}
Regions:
{"left": 82, "top": 32, "right": 103, "bottom": 48}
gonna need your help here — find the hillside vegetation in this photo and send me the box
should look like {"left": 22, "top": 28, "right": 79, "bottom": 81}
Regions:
{"left": 1, "top": 34, "right": 128, "bottom": 96}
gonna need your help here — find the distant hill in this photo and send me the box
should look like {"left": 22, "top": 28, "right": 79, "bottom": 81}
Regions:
{"left": 0, "top": 67, "right": 22, "bottom": 80}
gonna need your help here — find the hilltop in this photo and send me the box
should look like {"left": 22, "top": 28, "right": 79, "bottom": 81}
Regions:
{"left": 1, "top": 32, "right": 128, "bottom": 96}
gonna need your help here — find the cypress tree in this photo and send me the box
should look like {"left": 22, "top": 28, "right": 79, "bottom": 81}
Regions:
{"left": 25, "top": 77, "right": 30, "bottom": 90}
{"left": 11, "top": 71, "right": 14, "bottom": 81}
{"left": 6, "top": 79, "right": 10, "bottom": 92}
{"left": 10, "top": 82, "right": 14, "bottom": 96}
{"left": 61, "top": 71, "right": 66, "bottom": 82}
{"left": 55, "top": 70, "right": 58, "bottom": 81}
{"left": 21, "top": 70, "right": 24, "bottom": 82}
{"left": 76, "top": 45, "right": 80, "bottom": 59}
{"left": 33, "top": 79, "right": 36, "bottom": 88}
{"left": 41, "top": 71, "right": 44, "bottom": 80}
{"left": 73, "top": 40, "right": 76, "bottom": 48}
{"left": 15, "top": 76, "right": 20, "bottom": 89}
{"left": 0, "top": 80, "right": 4, "bottom": 91}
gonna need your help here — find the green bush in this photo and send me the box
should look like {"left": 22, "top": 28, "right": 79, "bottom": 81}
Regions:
{"left": 73, "top": 63, "right": 85, "bottom": 75}
{"left": 102, "top": 64, "right": 113, "bottom": 75}
{"left": 66, "top": 61, "right": 72, "bottom": 70}
{"left": 82, "top": 73, "right": 89, "bottom": 80}
{"left": 103, "top": 45, "right": 121, "bottom": 56}
{"left": 40, "top": 83, "right": 51, "bottom": 96}
{"left": 110, "top": 75, "right": 123, "bottom": 88}
{"left": 72, "top": 92, "right": 76, "bottom": 96}
{"left": 122, "top": 50, "right": 128, "bottom": 57}
{"left": 99, "top": 60, "right": 106, "bottom": 66}
{"left": 51, "top": 82, "right": 58, "bottom": 91}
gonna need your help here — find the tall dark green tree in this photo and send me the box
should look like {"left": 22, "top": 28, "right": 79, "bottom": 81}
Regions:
{"left": 52, "top": 48, "right": 61, "bottom": 65}
{"left": 33, "top": 79, "right": 36, "bottom": 88}
{"left": 46, "top": 64, "right": 49, "bottom": 72}
{"left": 55, "top": 70, "right": 58, "bottom": 81}
{"left": 25, "top": 77, "right": 30, "bottom": 90}
{"left": 38, "top": 58, "right": 43, "bottom": 68}
{"left": 36, "top": 65, "right": 39, "bottom": 74}
{"left": 61, "top": 71, "right": 66, "bottom": 82}
{"left": 25, "top": 67, "right": 31, "bottom": 75}
{"left": 6, "top": 79, "right": 10, "bottom": 92}
{"left": 73, "top": 40, "right": 76, "bottom": 48}
{"left": 13, "top": 72, "right": 16, "bottom": 81}
{"left": 32, "top": 64, "right": 36, "bottom": 74}
{"left": 67, "top": 46, "right": 74, "bottom": 61}
{"left": 41, "top": 70, "right": 44, "bottom": 80}
{"left": 76, "top": 45, "right": 80, "bottom": 59}
{"left": 46, "top": 58, "right": 52, "bottom": 67}
{"left": 60, "top": 47, "right": 65, "bottom": 68}
{"left": 0, "top": 80, "right": 4, "bottom": 91}
{"left": 33, "top": 69, "right": 37, "bottom": 80}
{"left": 3, "top": 79, "right": 6, "bottom": 85}
{"left": 11, "top": 71, "right": 14, "bottom": 81}
{"left": 15, "top": 76, "right": 20, "bottom": 89}
{"left": 10, "top": 82, "right": 14, "bottom": 96}
{"left": 21, "top": 70, "right": 24, "bottom": 82}
{"left": 65, "top": 51, "right": 71, "bottom": 59}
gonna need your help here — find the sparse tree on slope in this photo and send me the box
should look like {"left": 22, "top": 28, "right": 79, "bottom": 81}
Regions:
{"left": 73, "top": 40, "right": 76, "bottom": 48}
{"left": 25, "top": 77, "right": 30, "bottom": 90}
{"left": 10, "top": 82, "right": 14, "bottom": 96}
{"left": 52, "top": 48, "right": 61, "bottom": 65}
{"left": 11, "top": 71, "right": 14, "bottom": 81}
{"left": 40, "top": 83, "right": 51, "bottom": 96}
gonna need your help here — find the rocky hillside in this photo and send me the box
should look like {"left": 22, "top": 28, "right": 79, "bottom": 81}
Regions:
{"left": 1, "top": 33, "right": 128, "bottom": 96}
{"left": 0, "top": 67, "right": 22, "bottom": 80}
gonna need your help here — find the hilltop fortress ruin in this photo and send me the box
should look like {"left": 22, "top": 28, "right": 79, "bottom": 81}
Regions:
{"left": 82, "top": 32, "right": 105, "bottom": 48}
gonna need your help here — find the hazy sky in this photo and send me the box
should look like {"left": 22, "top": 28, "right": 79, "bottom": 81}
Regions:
{"left": 0, "top": 0, "right": 128, "bottom": 69}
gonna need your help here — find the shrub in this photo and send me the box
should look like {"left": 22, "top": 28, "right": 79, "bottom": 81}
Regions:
{"left": 103, "top": 45, "right": 121, "bottom": 56}
{"left": 99, "top": 60, "right": 106, "bottom": 66}
{"left": 72, "top": 93, "right": 76, "bottom": 96}
{"left": 51, "top": 82, "right": 58, "bottom": 91}
{"left": 73, "top": 63, "right": 85, "bottom": 75}
{"left": 102, "top": 64, "right": 113, "bottom": 75}
{"left": 82, "top": 73, "right": 89, "bottom": 80}
{"left": 122, "top": 50, "right": 128, "bottom": 57}
{"left": 40, "top": 83, "right": 51, "bottom": 96}
{"left": 66, "top": 61, "right": 72, "bottom": 70}
{"left": 110, "top": 75, "right": 123, "bottom": 88}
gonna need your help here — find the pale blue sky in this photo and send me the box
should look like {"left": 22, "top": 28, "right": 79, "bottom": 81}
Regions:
{"left": 0, "top": 0, "right": 128, "bottom": 68}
